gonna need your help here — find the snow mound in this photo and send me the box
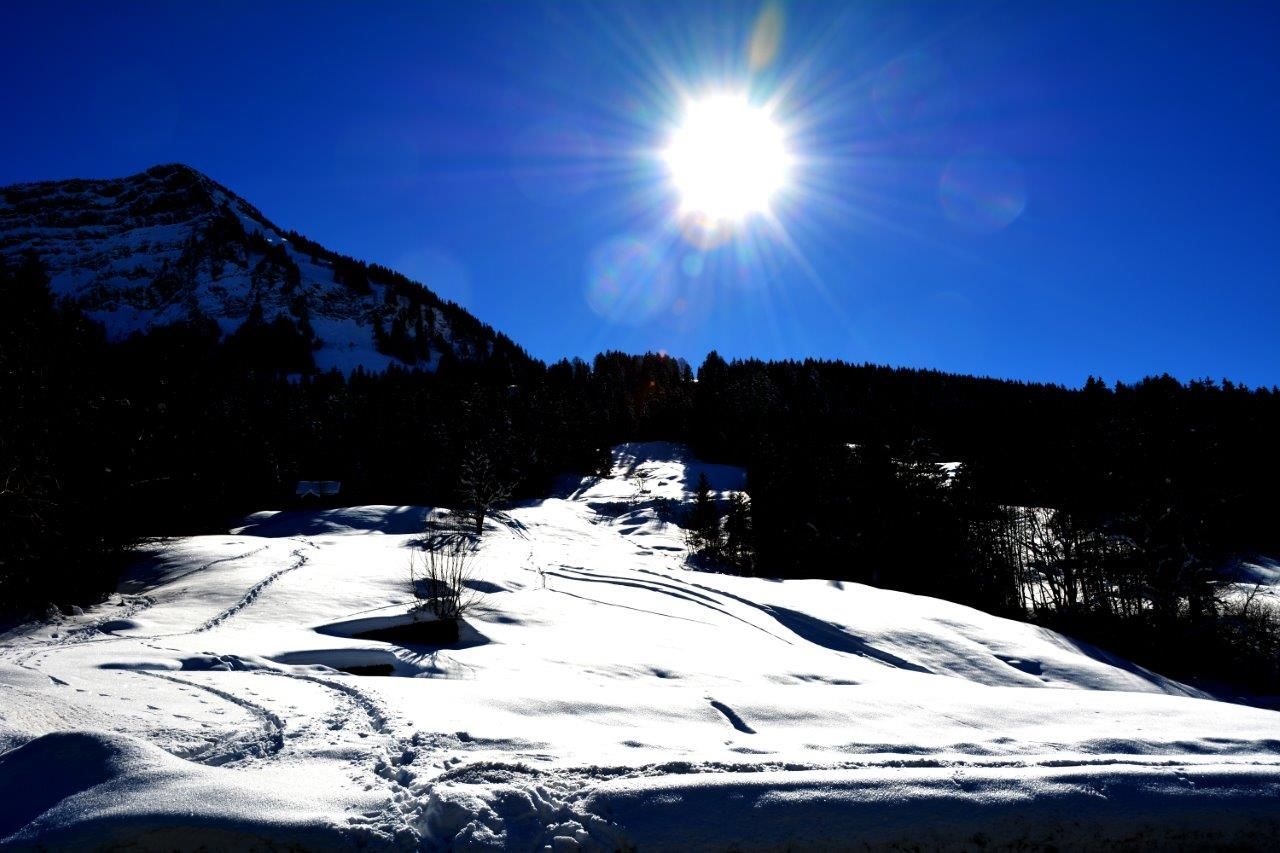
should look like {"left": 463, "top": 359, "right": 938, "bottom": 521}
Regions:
{"left": 232, "top": 505, "right": 427, "bottom": 537}
{"left": 0, "top": 731, "right": 359, "bottom": 849}
{"left": 575, "top": 441, "right": 746, "bottom": 512}
{"left": 1231, "top": 556, "right": 1280, "bottom": 588}
{"left": 582, "top": 765, "right": 1280, "bottom": 850}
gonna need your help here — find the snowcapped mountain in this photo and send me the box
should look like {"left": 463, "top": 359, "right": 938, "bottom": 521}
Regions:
{"left": 0, "top": 164, "right": 527, "bottom": 373}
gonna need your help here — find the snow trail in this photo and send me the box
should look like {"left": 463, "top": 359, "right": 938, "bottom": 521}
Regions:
{"left": 263, "top": 670, "right": 390, "bottom": 733}
{"left": 137, "top": 671, "right": 285, "bottom": 765}
{"left": 192, "top": 543, "right": 312, "bottom": 633}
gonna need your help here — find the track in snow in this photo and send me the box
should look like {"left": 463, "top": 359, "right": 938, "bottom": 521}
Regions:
{"left": 139, "top": 543, "right": 274, "bottom": 591}
{"left": 193, "top": 543, "right": 312, "bottom": 633}
{"left": 261, "top": 670, "right": 390, "bottom": 734}
{"left": 138, "top": 671, "right": 286, "bottom": 765}
{"left": 550, "top": 566, "right": 792, "bottom": 643}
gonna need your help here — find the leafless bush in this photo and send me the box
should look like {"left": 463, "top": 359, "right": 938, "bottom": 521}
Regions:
{"left": 458, "top": 449, "right": 513, "bottom": 534}
{"left": 1221, "top": 584, "right": 1280, "bottom": 660}
{"left": 409, "top": 510, "right": 480, "bottom": 622}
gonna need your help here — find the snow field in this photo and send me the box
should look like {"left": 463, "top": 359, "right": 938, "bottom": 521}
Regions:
{"left": 2, "top": 442, "right": 1279, "bottom": 849}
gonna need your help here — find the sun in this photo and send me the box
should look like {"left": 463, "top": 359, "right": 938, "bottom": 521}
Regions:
{"left": 663, "top": 93, "right": 792, "bottom": 224}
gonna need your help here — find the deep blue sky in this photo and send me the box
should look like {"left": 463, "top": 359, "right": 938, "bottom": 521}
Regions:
{"left": 4, "top": 1, "right": 1278, "bottom": 387}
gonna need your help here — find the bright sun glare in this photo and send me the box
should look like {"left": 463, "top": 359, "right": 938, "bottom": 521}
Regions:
{"left": 664, "top": 93, "right": 792, "bottom": 223}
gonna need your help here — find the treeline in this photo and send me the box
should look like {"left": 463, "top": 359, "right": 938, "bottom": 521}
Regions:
{"left": 3, "top": 253, "right": 1279, "bottom": 694}
{"left": 0, "top": 254, "right": 596, "bottom": 607}
{"left": 684, "top": 353, "right": 1280, "bottom": 694}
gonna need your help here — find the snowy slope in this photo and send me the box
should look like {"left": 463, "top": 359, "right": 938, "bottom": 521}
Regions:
{"left": 1226, "top": 556, "right": 1280, "bottom": 600}
{"left": 2, "top": 443, "right": 1279, "bottom": 849}
{"left": 0, "top": 164, "right": 522, "bottom": 373}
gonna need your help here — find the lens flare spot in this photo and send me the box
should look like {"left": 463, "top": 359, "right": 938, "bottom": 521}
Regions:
{"left": 585, "top": 236, "right": 676, "bottom": 325}
{"left": 748, "top": 3, "right": 785, "bottom": 71}
{"left": 939, "top": 151, "right": 1027, "bottom": 232}
{"left": 678, "top": 212, "right": 736, "bottom": 251}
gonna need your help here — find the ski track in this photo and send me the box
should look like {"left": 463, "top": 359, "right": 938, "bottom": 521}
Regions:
{"left": 262, "top": 670, "right": 390, "bottom": 733}
{"left": 551, "top": 565, "right": 793, "bottom": 644}
{"left": 137, "top": 670, "right": 286, "bottom": 766}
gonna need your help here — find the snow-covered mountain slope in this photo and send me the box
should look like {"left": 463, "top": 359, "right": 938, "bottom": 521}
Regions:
{"left": 0, "top": 164, "right": 525, "bottom": 373}
{"left": 2, "top": 443, "right": 1279, "bottom": 849}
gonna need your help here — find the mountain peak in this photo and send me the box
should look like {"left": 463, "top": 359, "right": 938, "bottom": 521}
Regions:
{"left": 0, "top": 166, "right": 528, "bottom": 375}
{"left": 143, "top": 162, "right": 204, "bottom": 177}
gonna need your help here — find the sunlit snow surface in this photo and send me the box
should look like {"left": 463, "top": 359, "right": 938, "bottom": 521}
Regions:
{"left": 2, "top": 443, "right": 1279, "bottom": 849}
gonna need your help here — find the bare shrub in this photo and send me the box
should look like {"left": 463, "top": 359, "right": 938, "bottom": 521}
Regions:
{"left": 409, "top": 510, "right": 480, "bottom": 622}
{"left": 1217, "top": 584, "right": 1280, "bottom": 689}
{"left": 458, "top": 449, "right": 513, "bottom": 535}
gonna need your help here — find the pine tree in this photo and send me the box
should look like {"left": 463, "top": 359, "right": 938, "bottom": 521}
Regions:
{"left": 686, "top": 472, "right": 723, "bottom": 562}
{"left": 723, "top": 491, "right": 755, "bottom": 574}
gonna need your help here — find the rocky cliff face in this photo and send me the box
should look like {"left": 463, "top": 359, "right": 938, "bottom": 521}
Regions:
{"left": 0, "top": 164, "right": 526, "bottom": 373}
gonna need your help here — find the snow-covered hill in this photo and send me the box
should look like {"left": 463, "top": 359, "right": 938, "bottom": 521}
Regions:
{"left": 2, "top": 443, "right": 1278, "bottom": 849}
{"left": 0, "top": 164, "right": 525, "bottom": 373}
